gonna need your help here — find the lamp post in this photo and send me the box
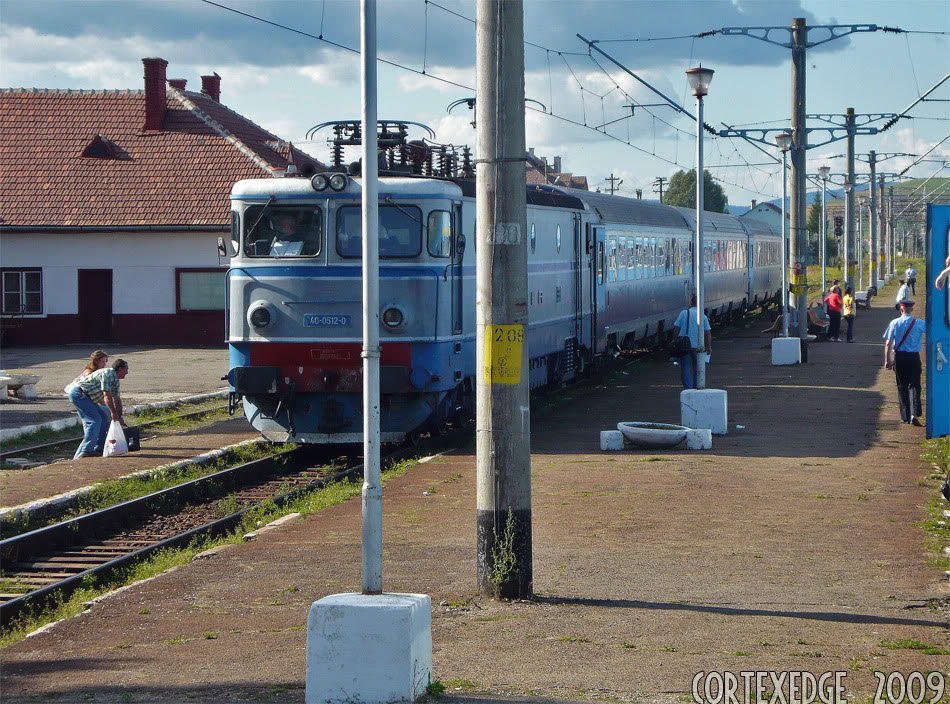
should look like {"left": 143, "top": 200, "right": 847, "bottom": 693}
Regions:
{"left": 775, "top": 130, "right": 792, "bottom": 338}
{"left": 817, "top": 165, "right": 830, "bottom": 295}
{"left": 686, "top": 65, "right": 713, "bottom": 389}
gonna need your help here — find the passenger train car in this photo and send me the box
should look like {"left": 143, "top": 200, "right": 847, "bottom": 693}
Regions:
{"left": 225, "top": 124, "right": 781, "bottom": 444}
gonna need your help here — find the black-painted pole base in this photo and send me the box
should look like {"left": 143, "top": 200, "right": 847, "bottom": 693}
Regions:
{"left": 476, "top": 507, "right": 533, "bottom": 600}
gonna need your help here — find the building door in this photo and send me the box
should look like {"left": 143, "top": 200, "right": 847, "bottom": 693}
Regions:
{"left": 78, "top": 269, "right": 113, "bottom": 343}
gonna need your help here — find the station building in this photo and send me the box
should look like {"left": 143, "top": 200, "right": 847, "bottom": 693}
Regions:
{"left": 0, "top": 57, "right": 322, "bottom": 346}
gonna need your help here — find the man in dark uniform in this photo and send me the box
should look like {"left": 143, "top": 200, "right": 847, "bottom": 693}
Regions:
{"left": 882, "top": 299, "right": 926, "bottom": 426}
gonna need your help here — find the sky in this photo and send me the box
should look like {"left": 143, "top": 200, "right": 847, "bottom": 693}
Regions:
{"left": 1, "top": 0, "right": 948, "bottom": 210}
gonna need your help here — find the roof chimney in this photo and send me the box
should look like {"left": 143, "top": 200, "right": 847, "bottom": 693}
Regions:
{"left": 201, "top": 73, "right": 221, "bottom": 102}
{"left": 168, "top": 78, "right": 187, "bottom": 90}
{"left": 751, "top": 199, "right": 757, "bottom": 208}
{"left": 142, "top": 57, "right": 168, "bottom": 130}
{"left": 553, "top": 156, "right": 562, "bottom": 173}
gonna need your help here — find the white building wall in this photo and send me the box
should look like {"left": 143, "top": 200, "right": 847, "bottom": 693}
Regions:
{"left": 2, "top": 231, "right": 228, "bottom": 317}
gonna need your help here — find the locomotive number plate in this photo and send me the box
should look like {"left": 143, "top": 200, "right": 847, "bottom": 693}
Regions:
{"left": 304, "top": 314, "right": 352, "bottom": 327}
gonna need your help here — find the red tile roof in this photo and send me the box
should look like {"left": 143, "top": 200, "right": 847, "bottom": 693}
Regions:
{"left": 0, "top": 87, "right": 323, "bottom": 228}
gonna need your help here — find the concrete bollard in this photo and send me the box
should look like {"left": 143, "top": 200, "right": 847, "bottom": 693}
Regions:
{"left": 771, "top": 337, "right": 801, "bottom": 365}
{"left": 15, "top": 384, "right": 38, "bottom": 400}
{"left": 681, "top": 389, "right": 728, "bottom": 436}
{"left": 306, "top": 593, "right": 432, "bottom": 704}
{"left": 600, "top": 430, "right": 624, "bottom": 451}
{"left": 686, "top": 428, "right": 713, "bottom": 449}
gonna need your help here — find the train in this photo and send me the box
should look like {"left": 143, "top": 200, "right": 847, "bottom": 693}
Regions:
{"left": 224, "top": 121, "right": 782, "bottom": 444}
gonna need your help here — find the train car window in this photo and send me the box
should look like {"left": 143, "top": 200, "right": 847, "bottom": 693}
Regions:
{"left": 530, "top": 223, "right": 536, "bottom": 254}
{"left": 243, "top": 205, "right": 322, "bottom": 258}
{"left": 337, "top": 204, "right": 422, "bottom": 258}
{"left": 607, "top": 238, "right": 617, "bottom": 282}
{"left": 230, "top": 212, "right": 241, "bottom": 255}
{"left": 651, "top": 238, "right": 657, "bottom": 277}
{"left": 427, "top": 210, "right": 452, "bottom": 257}
{"left": 618, "top": 238, "right": 626, "bottom": 281}
{"left": 556, "top": 224, "right": 562, "bottom": 253}
{"left": 627, "top": 238, "right": 635, "bottom": 274}
{"left": 634, "top": 238, "right": 641, "bottom": 280}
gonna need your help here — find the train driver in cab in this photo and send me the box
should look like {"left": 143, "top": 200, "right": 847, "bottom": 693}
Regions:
{"left": 269, "top": 213, "right": 304, "bottom": 256}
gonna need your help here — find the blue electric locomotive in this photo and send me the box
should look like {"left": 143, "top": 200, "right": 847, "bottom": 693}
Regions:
{"left": 225, "top": 122, "right": 781, "bottom": 444}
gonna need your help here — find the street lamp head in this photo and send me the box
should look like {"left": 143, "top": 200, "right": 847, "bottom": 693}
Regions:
{"left": 774, "top": 130, "right": 793, "bottom": 153}
{"left": 685, "top": 66, "right": 714, "bottom": 97}
{"left": 818, "top": 165, "right": 830, "bottom": 181}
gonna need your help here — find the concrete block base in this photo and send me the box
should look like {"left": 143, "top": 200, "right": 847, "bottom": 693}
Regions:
{"left": 771, "top": 337, "right": 801, "bottom": 365}
{"left": 877, "top": 279, "right": 885, "bottom": 290}
{"left": 14, "top": 384, "right": 37, "bottom": 400}
{"left": 681, "top": 389, "right": 728, "bottom": 436}
{"left": 600, "top": 430, "right": 624, "bottom": 451}
{"left": 0, "top": 385, "right": 6, "bottom": 401}
{"left": 686, "top": 428, "right": 713, "bottom": 450}
{"left": 306, "top": 592, "right": 432, "bottom": 704}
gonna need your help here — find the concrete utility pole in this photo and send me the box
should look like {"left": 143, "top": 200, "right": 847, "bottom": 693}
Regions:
{"left": 475, "top": 0, "right": 532, "bottom": 600}
{"left": 869, "top": 151, "right": 879, "bottom": 289}
{"left": 790, "top": 18, "right": 808, "bottom": 347}
{"left": 360, "top": 0, "right": 382, "bottom": 596}
{"left": 606, "top": 173, "right": 623, "bottom": 195}
{"left": 883, "top": 178, "right": 891, "bottom": 277}
{"left": 845, "top": 108, "right": 855, "bottom": 289}
{"left": 653, "top": 176, "right": 667, "bottom": 204}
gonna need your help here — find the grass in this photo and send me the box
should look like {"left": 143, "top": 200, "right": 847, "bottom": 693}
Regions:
{"left": 0, "top": 441, "right": 295, "bottom": 539}
{"left": 0, "top": 456, "right": 418, "bottom": 647}
{"left": 880, "top": 639, "right": 950, "bottom": 656}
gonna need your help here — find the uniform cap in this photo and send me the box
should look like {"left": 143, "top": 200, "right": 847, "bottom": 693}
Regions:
{"left": 899, "top": 299, "right": 915, "bottom": 307}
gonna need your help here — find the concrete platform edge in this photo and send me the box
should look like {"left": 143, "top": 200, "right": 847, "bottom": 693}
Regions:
{"left": 0, "top": 437, "right": 264, "bottom": 523}
{"left": 0, "top": 389, "right": 230, "bottom": 442}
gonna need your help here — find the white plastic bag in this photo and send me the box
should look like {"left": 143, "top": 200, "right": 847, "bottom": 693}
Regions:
{"left": 103, "top": 420, "right": 128, "bottom": 457}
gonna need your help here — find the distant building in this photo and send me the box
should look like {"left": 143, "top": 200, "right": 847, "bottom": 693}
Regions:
{"left": 740, "top": 199, "right": 787, "bottom": 231}
{"left": 0, "top": 57, "right": 322, "bottom": 346}
{"left": 525, "top": 149, "right": 589, "bottom": 190}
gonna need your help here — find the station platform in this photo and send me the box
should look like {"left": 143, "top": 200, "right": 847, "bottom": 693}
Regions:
{"left": 3, "top": 296, "right": 946, "bottom": 703}
{"left": 0, "top": 344, "right": 228, "bottom": 430}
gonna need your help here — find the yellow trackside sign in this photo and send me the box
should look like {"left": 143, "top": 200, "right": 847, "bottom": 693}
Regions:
{"left": 483, "top": 325, "right": 523, "bottom": 384}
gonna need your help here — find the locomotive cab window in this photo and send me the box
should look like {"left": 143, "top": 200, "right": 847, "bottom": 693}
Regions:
{"left": 337, "top": 204, "right": 422, "bottom": 258}
{"left": 243, "top": 205, "right": 322, "bottom": 258}
{"left": 427, "top": 210, "right": 452, "bottom": 257}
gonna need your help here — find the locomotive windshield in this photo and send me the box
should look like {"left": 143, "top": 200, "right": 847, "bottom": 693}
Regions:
{"left": 336, "top": 204, "right": 422, "bottom": 258}
{"left": 243, "top": 205, "right": 322, "bottom": 257}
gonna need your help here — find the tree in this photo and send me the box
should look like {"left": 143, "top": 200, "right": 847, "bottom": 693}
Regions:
{"left": 663, "top": 169, "right": 728, "bottom": 213}
{"left": 806, "top": 196, "right": 837, "bottom": 262}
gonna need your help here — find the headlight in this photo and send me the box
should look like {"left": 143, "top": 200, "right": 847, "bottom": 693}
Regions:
{"left": 247, "top": 301, "right": 274, "bottom": 330}
{"left": 329, "top": 173, "right": 349, "bottom": 191}
{"left": 382, "top": 307, "right": 404, "bottom": 329}
{"left": 250, "top": 307, "right": 271, "bottom": 329}
{"left": 311, "top": 174, "right": 329, "bottom": 192}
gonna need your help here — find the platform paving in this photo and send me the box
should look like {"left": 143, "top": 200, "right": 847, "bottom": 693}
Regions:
{"left": 2, "top": 298, "right": 946, "bottom": 704}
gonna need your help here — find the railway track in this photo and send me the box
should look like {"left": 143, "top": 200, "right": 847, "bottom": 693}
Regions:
{"left": 0, "top": 432, "right": 457, "bottom": 630}
{"left": 0, "top": 405, "right": 232, "bottom": 462}
{"left": 0, "top": 445, "right": 335, "bottom": 628}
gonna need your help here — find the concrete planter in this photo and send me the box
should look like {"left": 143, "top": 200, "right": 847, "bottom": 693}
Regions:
{"left": 617, "top": 422, "right": 689, "bottom": 449}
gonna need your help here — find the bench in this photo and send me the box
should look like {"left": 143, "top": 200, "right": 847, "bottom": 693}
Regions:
{"left": 807, "top": 307, "right": 830, "bottom": 339}
{"left": 762, "top": 314, "right": 783, "bottom": 339}
{"left": 854, "top": 290, "right": 873, "bottom": 309}
{"left": 0, "top": 372, "right": 41, "bottom": 400}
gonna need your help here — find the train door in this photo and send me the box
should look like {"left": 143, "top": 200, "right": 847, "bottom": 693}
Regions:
{"left": 590, "top": 225, "right": 606, "bottom": 356}
{"left": 573, "top": 213, "right": 582, "bottom": 341}
{"left": 452, "top": 203, "right": 463, "bottom": 335}
{"left": 926, "top": 204, "right": 949, "bottom": 439}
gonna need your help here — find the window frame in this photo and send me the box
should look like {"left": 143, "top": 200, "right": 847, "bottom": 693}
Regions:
{"left": 336, "top": 203, "right": 423, "bottom": 259}
{"left": 1, "top": 268, "right": 43, "bottom": 315}
{"left": 176, "top": 267, "right": 227, "bottom": 314}
{"left": 243, "top": 204, "right": 323, "bottom": 259}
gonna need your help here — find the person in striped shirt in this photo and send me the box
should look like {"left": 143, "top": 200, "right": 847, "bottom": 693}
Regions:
{"left": 74, "top": 359, "right": 129, "bottom": 456}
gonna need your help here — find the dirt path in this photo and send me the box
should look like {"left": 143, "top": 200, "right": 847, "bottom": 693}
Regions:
{"left": 1, "top": 298, "right": 946, "bottom": 704}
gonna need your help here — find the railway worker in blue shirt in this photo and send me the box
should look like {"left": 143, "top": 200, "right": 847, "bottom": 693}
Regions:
{"left": 883, "top": 299, "right": 926, "bottom": 426}
{"left": 672, "top": 295, "right": 712, "bottom": 390}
